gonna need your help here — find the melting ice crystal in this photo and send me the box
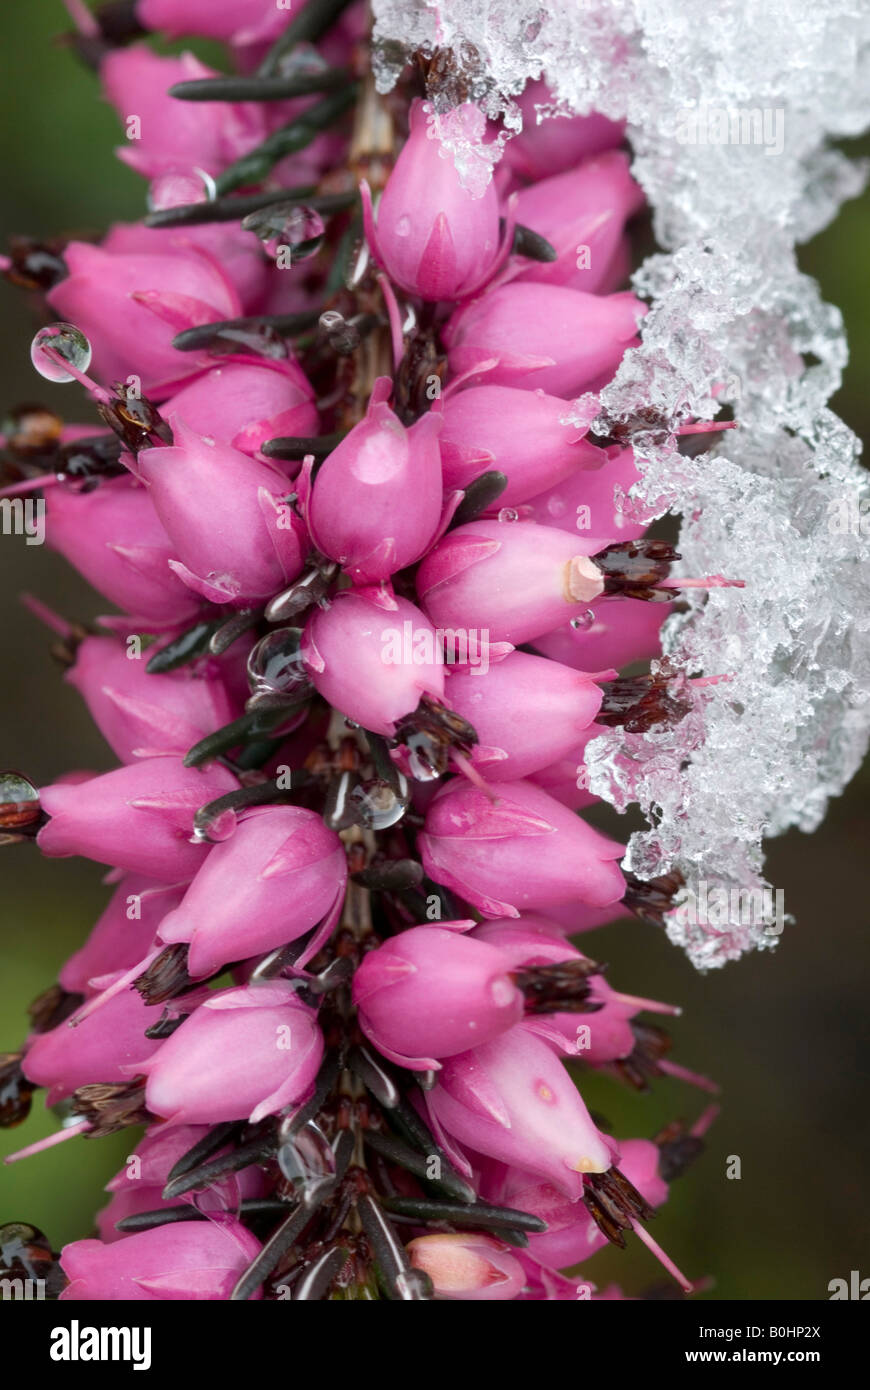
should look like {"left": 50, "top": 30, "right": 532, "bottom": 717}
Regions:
{"left": 373, "top": 0, "right": 870, "bottom": 966}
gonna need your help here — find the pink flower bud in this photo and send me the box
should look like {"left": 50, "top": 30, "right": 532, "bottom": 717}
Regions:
{"left": 426, "top": 1027, "right": 612, "bottom": 1196}
{"left": 446, "top": 650, "right": 604, "bottom": 780}
{"left": 157, "top": 805, "right": 347, "bottom": 977}
{"left": 363, "top": 101, "right": 502, "bottom": 302}
{"left": 523, "top": 444, "right": 646, "bottom": 542}
{"left": 60, "top": 1220, "right": 262, "bottom": 1300}
{"left": 45, "top": 476, "right": 201, "bottom": 627}
{"left": 507, "top": 152, "right": 644, "bottom": 292}
{"left": 102, "top": 221, "right": 270, "bottom": 314}
{"left": 352, "top": 924, "right": 523, "bottom": 1069}
{"left": 47, "top": 239, "right": 240, "bottom": 397}
{"left": 65, "top": 635, "right": 235, "bottom": 763}
{"left": 97, "top": 1122, "right": 266, "bottom": 1242}
{"left": 304, "top": 382, "right": 443, "bottom": 582}
{"left": 138, "top": 981, "right": 323, "bottom": 1125}
{"left": 162, "top": 359, "right": 318, "bottom": 460}
{"left": 419, "top": 777, "right": 624, "bottom": 918}
{"left": 37, "top": 756, "right": 238, "bottom": 880}
{"left": 471, "top": 917, "right": 665, "bottom": 1065}
{"left": 484, "top": 1137, "right": 668, "bottom": 1271}
{"left": 137, "top": 421, "right": 308, "bottom": 605}
{"left": 301, "top": 592, "right": 445, "bottom": 736}
{"left": 60, "top": 876, "right": 186, "bottom": 996}
{"left": 503, "top": 82, "right": 625, "bottom": 183}
{"left": 526, "top": 728, "right": 602, "bottom": 809}
{"left": 101, "top": 47, "right": 268, "bottom": 180}
{"left": 443, "top": 284, "right": 644, "bottom": 396}
{"left": 536, "top": 899, "right": 630, "bottom": 934}
{"left": 533, "top": 598, "right": 672, "bottom": 671}
{"left": 439, "top": 385, "right": 602, "bottom": 506}
{"left": 22, "top": 988, "right": 165, "bottom": 1104}
{"left": 416, "top": 519, "right": 607, "bottom": 646}
{"left": 407, "top": 1233, "right": 525, "bottom": 1301}
{"left": 136, "top": 0, "right": 288, "bottom": 46}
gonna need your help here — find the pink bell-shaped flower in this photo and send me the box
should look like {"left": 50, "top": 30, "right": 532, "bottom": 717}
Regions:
{"left": 157, "top": 805, "right": 347, "bottom": 976}
{"left": 426, "top": 1027, "right": 613, "bottom": 1196}
{"left": 301, "top": 592, "right": 445, "bottom": 736}
{"left": 443, "top": 283, "right": 644, "bottom": 396}
{"left": 445, "top": 650, "right": 605, "bottom": 780}
{"left": 37, "top": 756, "right": 237, "bottom": 880}
{"left": 60, "top": 1220, "right": 263, "bottom": 1300}
{"left": 406, "top": 1233, "right": 526, "bottom": 1301}
{"left": 138, "top": 980, "right": 323, "bottom": 1126}
{"left": 419, "top": 777, "right": 624, "bottom": 917}
{"left": 352, "top": 923, "right": 523, "bottom": 1070}
{"left": 44, "top": 476, "right": 201, "bottom": 628}
{"left": 361, "top": 100, "right": 505, "bottom": 302}
{"left": 438, "top": 384, "right": 603, "bottom": 506}
{"left": 65, "top": 634, "right": 236, "bottom": 763}
{"left": 416, "top": 519, "right": 609, "bottom": 647}
{"left": 303, "top": 379, "right": 443, "bottom": 583}
{"left": 136, "top": 420, "right": 308, "bottom": 605}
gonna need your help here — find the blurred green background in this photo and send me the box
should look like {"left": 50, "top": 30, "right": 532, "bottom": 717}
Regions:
{"left": 1, "top": 0, "right": 868, "bottom": 1299}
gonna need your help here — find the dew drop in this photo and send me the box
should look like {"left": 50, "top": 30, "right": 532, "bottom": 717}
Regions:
{"left": 242, "top": 203, "right": 325, "bottom": 263}
{"left": 0, "top": 773, "right": 41, "bottom": 835}
{"left": 497, "top": 507, "right": 519, "bottom": 523}
{"left": 30, "top": 323, "right": 92, "bottom": 384}
{"left": 349, "top": 777, "right": 409, "bottom": 830}
{"left": 395, "top": 214, "right": 412, "bottom": 237}
{"left": 246, "top": 627, "right": 309, "bottom": 699}
{"left": 147, "top": 167, "right": 215, "bottom": 212}
{"left": 570, "top": 609, "right": 596, "bottom": 631}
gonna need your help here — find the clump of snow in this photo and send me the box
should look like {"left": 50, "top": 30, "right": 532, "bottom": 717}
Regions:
{"left": 373, "top": 0, "right": 870, "bottom": 966}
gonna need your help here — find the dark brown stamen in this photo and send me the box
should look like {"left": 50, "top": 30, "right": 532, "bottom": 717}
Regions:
{"left": 593, "top": 539, "right": 682, "bottom": 601}
{"left": 27, "top": 984, "right": 85, "bottom": 1034}
{"left": 597, "top": 664, "right": 693, "bottom": 733}
{"left": 393, "top": 695, "right": 478, "bottom": 781}
{"left": 71, "top": 1079, "right": 148, "bottom": 1136}
{"left": 623, "top": 869, "right": 685, "bottom": 928}
{"left": 1, "top": 237, "right": 67, "bottom": 291}
{"left": 609, "top": 1021, "right": 673, "bottom": 1091}
{"left": 96, "top": 386, "right": 172, "bottom": 453}
{"left": 515, "top": 958, "right": 605, "bottom": 1014}
{"left": 653, "top": 1119, "right": 707, "bottom": 1181}
{"left": 134, "top": 944, "right": 193, "bottom": 1005}
{"left": 583, "top": 1165, "right": 656, "bottom": 1246}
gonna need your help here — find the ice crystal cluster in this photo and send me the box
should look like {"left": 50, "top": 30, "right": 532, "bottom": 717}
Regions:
{"left": 374, "top": 0, "right": 870, "bottom": 966}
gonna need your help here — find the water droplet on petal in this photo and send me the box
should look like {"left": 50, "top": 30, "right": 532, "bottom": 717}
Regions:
{"left": 498, "top": 507, "right": 519, "bottom": 523}
{"left": 278, "top": 1119, "right": 336, "bottom": 1198}
{"left": 0, "top": 773, "right": 41, "bottom": 835}
{"left": 30, "top": 324, "right": 92, "bottom": 383}
{"left": 242, "top": 203, "right": 325, "bottom": 263}
{"left": 570, "top": 610, "right": 596, "bottom": 631}
{"left": 190, "top": 807, "right": 236, "bottom": 844}
{"left": 246, "top": 627, "right": 310, "bottom": 700}
{"left": 147, "top": 167, "right": 215, "bottom": 212}
{"left": 349, "top": 777, "right": 409, "bottom": 830}
{"left": 395, "top": 214, "right": 411, "bottom": 237}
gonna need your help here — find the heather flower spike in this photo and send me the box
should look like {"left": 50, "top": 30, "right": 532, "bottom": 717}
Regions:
{"left": 3, "top": 0, "right": 863, "bottom": 1309}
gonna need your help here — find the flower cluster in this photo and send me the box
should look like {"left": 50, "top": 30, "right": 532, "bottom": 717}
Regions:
{"left": 0, "top": 0, "right": 731, "bottom": 1301}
